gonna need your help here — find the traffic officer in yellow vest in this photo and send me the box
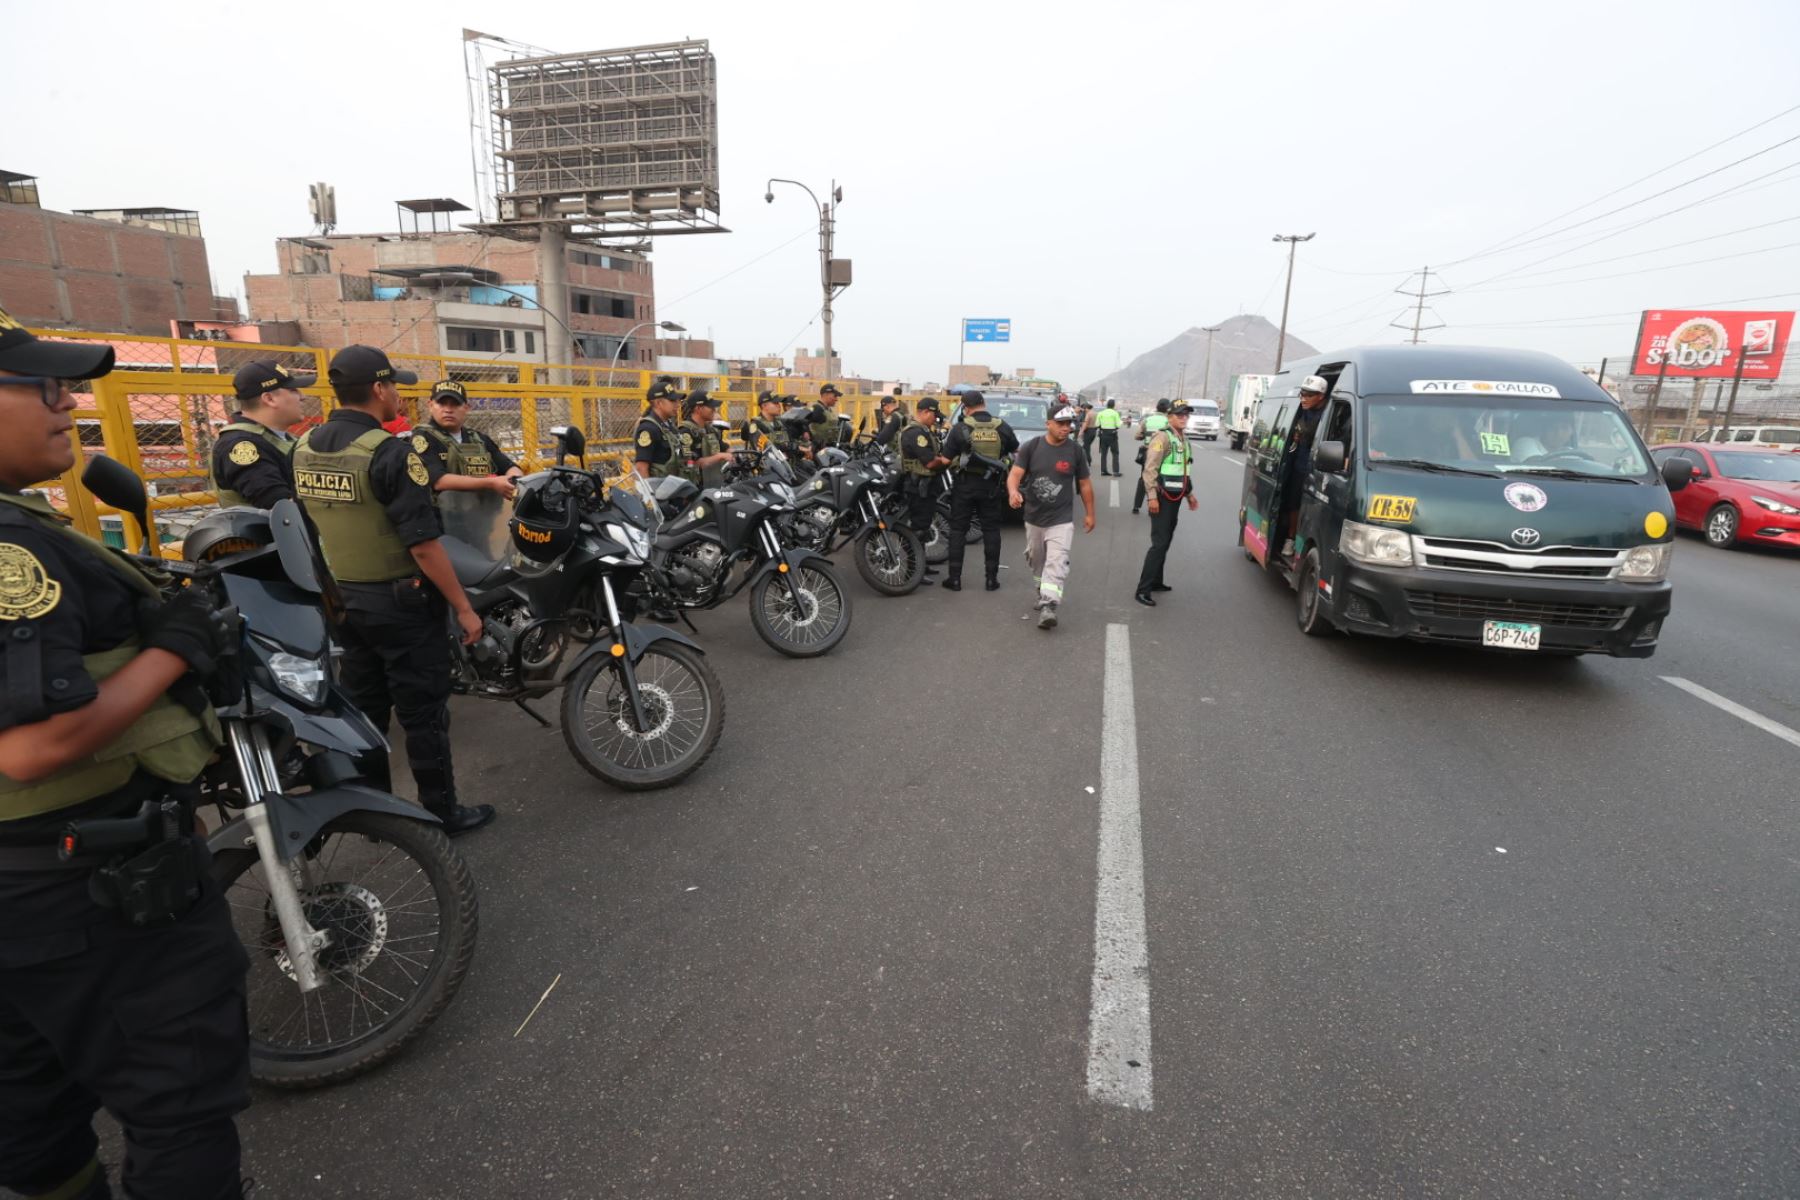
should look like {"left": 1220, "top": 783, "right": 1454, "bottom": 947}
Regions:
{"left": 677, "top": 389, "right": 731, "bottom": 488}
{"left": 413, "top": 380, "right": 522, "bottom": 502}
{"left": 937, "top": 390, "right": 1020, "bottom": 591}
{"left": 293, "top": 346, "right": 495, "bottom": 836}
{"left": 1131, "top": 398, "right": 1173, "bottom": 514}
{"left": 1092, "top": 398, "right": 1124, "bottom": 475}
{"left": 0, "top": 313, "right": 252, "bottom": 1200}
{"left": 1134, "top": 402, "right": 1198, "bottom": 606}
{"left": 209, "top": 360, "right": 313, "bottom": 508}
{"left": 633, "top": 378, "right": 683, "bottom": 480}
{"left": 896, "top": 396, "right": 952, "bottom": 577}
{"left": 743, "top": 390, "right": 792, "bottom": 454}
{"left": 806, "top": 383, "right": 848, "bottom": 452}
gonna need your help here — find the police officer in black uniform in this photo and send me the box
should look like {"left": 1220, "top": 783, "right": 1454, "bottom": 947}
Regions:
{"left": 865, "top": 390, "right": 908, "bottom": 448}
{"left": 634, "top": 378, "right": 683, "bottom": 480}
{"left": 293, "top": 346, "right": 494, "bottom": 836}
{"left": 677, "top": 389, "right": 731, "bottom": 488}
{"left": 412, "top": 380, "right": 522, "bottom": 502}
{"left": 209, "top": 360, "right": 314, "bottom": 508}
{"left": 937, "top": 390, "right": 1020, "bottom": 591}
{"left": 743, "top": 390, "right": 792, "bottom": 453}
{"left": 806, "top": 383, "right": 849, "bottom": 453}
{"left": 0, "top": 311, "right": 251, "bottom": 1200}
{"left": 896, "top": 396, "right": 951, "bottom": 577}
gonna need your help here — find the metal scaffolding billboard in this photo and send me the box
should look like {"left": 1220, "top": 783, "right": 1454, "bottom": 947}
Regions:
{"left": 485, "top": 39, "right": 723, "bottom": 238}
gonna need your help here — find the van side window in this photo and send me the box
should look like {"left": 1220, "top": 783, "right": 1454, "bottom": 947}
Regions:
{"left": 1732, "top": 429, "right": 1756, "bottom": 442}
{"left": 1322, "top": 397, "right": 1353, "bottom": 465}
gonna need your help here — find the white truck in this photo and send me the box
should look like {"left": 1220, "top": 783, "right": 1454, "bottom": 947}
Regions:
{"left": 1224, "top": 373, "right": 1272, "bottom": 451}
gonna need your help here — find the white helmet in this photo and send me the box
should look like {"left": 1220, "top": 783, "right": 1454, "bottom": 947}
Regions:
{"left": 1300, "top": 374, "right": 1328, "bottom": 395}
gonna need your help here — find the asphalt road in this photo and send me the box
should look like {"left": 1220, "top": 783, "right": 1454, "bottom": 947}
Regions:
{"left": 204, "top": 442, "right": 1796, "bottom": 1198}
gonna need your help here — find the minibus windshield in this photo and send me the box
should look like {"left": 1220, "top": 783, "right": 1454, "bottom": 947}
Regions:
{"left": 1364, "top": 397, "right": 1650, "bottom": 479}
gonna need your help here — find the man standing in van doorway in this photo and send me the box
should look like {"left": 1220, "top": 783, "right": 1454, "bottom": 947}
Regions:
{"left": 1281, "top": 375, "right": 1329, "bottom": 561}
{"left": 1134, "top": 403, "right": 1197, "bottom": 605}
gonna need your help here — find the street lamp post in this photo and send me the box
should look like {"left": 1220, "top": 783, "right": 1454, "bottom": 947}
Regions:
{"left": 767, "top": 178, "right": 847, "bottom": 382}
{"left": 1271, "top": 233, "right": 1315, "bottom": 373}
{"left": 607, "top": 320, "right": 688, "bottom": 387}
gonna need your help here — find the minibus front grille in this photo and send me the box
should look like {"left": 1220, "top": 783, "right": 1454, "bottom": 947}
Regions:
{"left": 1404, "top": 591, "right": 1629, "bottom": 629}
{"left": 1414, "top": 536, "right": 1623, "bottom": 580}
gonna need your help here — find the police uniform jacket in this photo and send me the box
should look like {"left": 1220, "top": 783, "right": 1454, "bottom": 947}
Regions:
{"left": 210, "top": 415, "right": 297, "bottom": 508}
{"left": 413, "top": 422, "right": 516, "bottom": 485}
{"left": 634, "top": 412, "right": 679, "bottom": 474}
{"left": 294, "top": 409, "right": 441, "bottom": 603}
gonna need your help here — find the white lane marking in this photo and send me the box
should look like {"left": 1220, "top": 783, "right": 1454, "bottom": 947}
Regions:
{"left": 1222, "top": 456, "right": 1245, "bottom": 466}
{"left": 1660, "top": 676, "right": 1800, "bottom": 751}
{"left": 1087, "top": 623, "right": 1153, "bottom": 1111}
{"left": 1109, "top": 478, "right": 1120, "bottom": 508}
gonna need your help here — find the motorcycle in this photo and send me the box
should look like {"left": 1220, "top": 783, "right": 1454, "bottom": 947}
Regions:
{"left": 441, "top": 426, "right": 725, "bottom": 791}
{"left": 637, "top": 443, "right": 853, "bottom": 659}
{"left": 738, "top": 443, "right": 924, "bottom": 597}
{"left": 80, "top": 455, "right": 479, "bottom": 1090}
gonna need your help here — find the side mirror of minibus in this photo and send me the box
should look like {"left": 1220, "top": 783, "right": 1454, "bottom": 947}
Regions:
{"left": 1660, "top": 457, "right": 1694, "bottom": 492}
{"left": 1314, "top": 439, "right": 1348, "bottom": 474}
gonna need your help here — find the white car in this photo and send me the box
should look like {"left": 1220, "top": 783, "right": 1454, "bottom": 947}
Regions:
{"left": 1183, "top": 400, "right": 1222, "bottom": 441}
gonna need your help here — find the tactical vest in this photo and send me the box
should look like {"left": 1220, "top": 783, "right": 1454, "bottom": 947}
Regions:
{"left": 1143, "top": 413, "right": 1170, "bottom": 436}
{"left": 1095, "top": 408, "right": 1122, "bottom": 430}
{"left": 959, "top": 412, "right": 1007, "bottom": 473}
{"left": 1153, "top": 431, "right": 1191, "bottom": 497}
{"left": 635, "top": 416, "right": 679, "bottom": 479}
{"left": 679, "top": 419, "right": 725, "bottom": 487}
{"left": 747, "top": 416, "right": 787, "bottom": 453}
{"left": 212, "top": 422, "right": 294, "bottom": 508}
{"left": 293, "top": 427, "right": 417, "bottom": 583}
{"left": 415, "top": 424, "right": 494, "bottom": 478}
{"left": 809, "top": 406, "right": 843, "bottom": 449}
{"left": 899, "top": 422, "right": 940, "bottom": 477}
{"left": 0, "top": 493, "right": 220, "bottom": 820}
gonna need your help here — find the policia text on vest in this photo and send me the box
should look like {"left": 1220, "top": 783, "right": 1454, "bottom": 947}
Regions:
{"left": 0, "top": 314, "right": 252, "bottom": 1200}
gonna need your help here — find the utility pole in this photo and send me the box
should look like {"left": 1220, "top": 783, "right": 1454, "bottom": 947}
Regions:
{"left": 1174, "top": 361, "right": 1187, "bottom": 400}
{"left": 767, "top": 178, "right": 848, "bottom": 381}
{"left": 1272, "top": 232, "right": 1315, "bottom": 372}
{"left": 1718, "top": 347, "right": 1749, "bottom": 441}
{"left": 1391, "top": 266, "right": 1449, "bottom": 344}
{"left": 1200, "top": 324, "right": 1222, "bottom": 398}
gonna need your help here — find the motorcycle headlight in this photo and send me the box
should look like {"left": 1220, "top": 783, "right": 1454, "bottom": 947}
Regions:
{"left": 604, "top": 522, "right": 651, "bottom": 563}
{"left": 1751, "top": 495, "right": 1800, "bottom": 515}
{"left": 1339, "top": 519, "right": 1415, "bottom": 567}
{"left": 1618, "top": 541, "right": 1672, "bottom": 582}
{"left": 268, "top": 651, "right": 328, "bottom": 705}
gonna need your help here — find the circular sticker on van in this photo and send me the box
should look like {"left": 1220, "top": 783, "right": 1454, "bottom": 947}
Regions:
{"left": 1503, "top": 482, "right": 1548, "bottom": 513}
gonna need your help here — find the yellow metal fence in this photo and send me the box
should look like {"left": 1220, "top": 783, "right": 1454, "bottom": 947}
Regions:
{"left": 30, "top": 328, "right": 903, "bottom": 549}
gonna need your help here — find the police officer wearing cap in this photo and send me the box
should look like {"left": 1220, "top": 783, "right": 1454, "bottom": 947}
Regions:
{"left": 293, "top": 346, "right": 494, "bottom": 836}
{"left": 678, "top": 389, "right": 731, "bottom": 488}
{"left": 0, "top": 309, "right": 252, "bottom": 1200}
{"left": 869, "top": 391, "right": 908, "bottom": 448}
{"left": 937, "top": 390, "right": 1019, "bottom": 591}
{"left": 1134, "top": 402, "right": 1199, "bottom": 606}
{"left": 806, "top": 384, "right": 848, "bottom": 452}
{"left": 896, "top": 397, "right": 951, "bottom": 573}
{"left": 413, "top": 380, "right": 522, "bottom": 502}
{"left": 743, "top": 390, "right": 793, "bottom": 454}
{"left": 210, "top": 360, "right": 313, "bottom": 509}
{"left": 634, "top": 378, "right": 683, "bottom": 480}
{"left": 1131, "top": 398, "right": 1173, "bottom": 514}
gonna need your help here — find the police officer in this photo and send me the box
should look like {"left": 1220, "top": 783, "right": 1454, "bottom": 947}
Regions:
{"left": 634, "top": 378, "right": 683, "bottom": 480}
{"left": 896, "top": 396, "right": 951, "bottom": 576}
{"left": 937, "top": 390, "right": 1019, "bottom": 591}
{"left": 1093, "top": 398, "right": 1123, "bottom": 475}
{"left": 678, "top": 389, "right": 731, "bottom": 488}
{"left": 210, "top": 360, "right": 314, "bottom": 508}
{"left": 743, "top": 390, "right": 792, "bottom": 453}
{"left": 806, "top": 383, "right": 848, "bottom": 452}
{"left": 412, "top": 380, "right": 521, "bottom": 502}
{"left": 1078, "top": 398, "right": 1098, "bottom": 459}
{"left": 1131, "top": 398, "right": 1173, "bottom": 514}
{"left": 1135, "top": 403, "right": 1198, "bottom": 606}
{"left": 869, "top": 391, "right": 908, "bottom": 448}
{"left": 0, "top": 311, "right": 251, "bottom": 1200}
{"left": 293, "top": 346, "right": 494, "bottom": 836}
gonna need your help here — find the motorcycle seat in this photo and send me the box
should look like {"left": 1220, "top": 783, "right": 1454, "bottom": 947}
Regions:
{"left": 441, "top": 535, "right": 512, "bottom": 589}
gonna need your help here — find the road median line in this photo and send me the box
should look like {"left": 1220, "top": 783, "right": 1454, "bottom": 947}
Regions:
{"left": 1660, "top": 676, "right": 1800, "bottom": 751}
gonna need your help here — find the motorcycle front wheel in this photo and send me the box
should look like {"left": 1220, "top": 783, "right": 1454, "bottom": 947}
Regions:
{"left": 853, "top": 524, "right": 925, "bottom": 596}
{"left": 211, "top": 811, "right": 479, "bottom": 1089}
{"left": 923, "top": 510, "right": 951, "bottom": 564}
{"left": 560, "top": 641, "right": 725, "bottom": 790}
{"left": 749, "top": 562, "right": 852, "bottom": 657}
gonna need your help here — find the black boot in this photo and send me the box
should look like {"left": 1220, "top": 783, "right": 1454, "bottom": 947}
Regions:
{"left": 984, "top": 576, "right": 1000, "bottom": 591}
{"left": 940, "top": 575, "right": 962, "bottom": 591}
{"left": 1134, "top": 591, "right": 1156, "bottom": 606}
{"left": 430, "top": 803, "right": 497, "bottom": 836}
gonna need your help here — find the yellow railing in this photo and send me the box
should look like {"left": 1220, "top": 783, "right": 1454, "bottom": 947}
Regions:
{"left": 31, "top": 328, "right": 911, "bottom": 549}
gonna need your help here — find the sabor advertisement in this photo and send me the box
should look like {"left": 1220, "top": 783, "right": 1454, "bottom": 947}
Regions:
{"left": 1631, "top": 309, "right": 1793, "bottom": 380}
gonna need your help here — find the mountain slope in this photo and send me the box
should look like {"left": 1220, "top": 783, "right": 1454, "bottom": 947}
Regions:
{"left": 1083, "top": 315, "right": 1317, "bottom": 400}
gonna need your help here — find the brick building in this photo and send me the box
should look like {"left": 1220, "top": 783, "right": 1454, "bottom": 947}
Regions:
{"left": 0, "top": 170, "right": 238, "bottom": 335}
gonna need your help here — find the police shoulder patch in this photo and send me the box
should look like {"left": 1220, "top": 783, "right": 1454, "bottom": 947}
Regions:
{"left": 406, "top": 453, "right": 430, "bottom": 487}
{"left": 0, "top": 543, "right": 62, "bottom": 620}
{"left": 637, "top": 430, "right": 653, "bottom": 447}
{"left": 411, "top": 433, "right": 430, "bottom": 454}
{"left": 915, "top": 434, "right": 929, "bottom": 448}
{"left": 228, "top": 440, "right": 260, "bottom": 466}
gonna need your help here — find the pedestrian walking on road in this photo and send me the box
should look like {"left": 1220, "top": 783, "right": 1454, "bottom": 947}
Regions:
{"left": 1134, "top": 403, "right": 1198, "bottom": 606}
{"left": 1093, "top": 399, "right": 1123, "bottom": 476}
{"left": 938, "top": 390, "right": 1019, "bottom": 591}
{"left": 1008, "top": 406, "right": 1095, "bottom": 629}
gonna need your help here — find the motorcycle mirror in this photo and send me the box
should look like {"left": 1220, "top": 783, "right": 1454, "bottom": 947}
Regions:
{"left": 81, "top": 455, "right": 156, "bottom": 558}
{"left": 268, "top": 499, "right": 322, "bottom": 593}
{"left": 550, "top": 424, "right": 587, "bottom": 467}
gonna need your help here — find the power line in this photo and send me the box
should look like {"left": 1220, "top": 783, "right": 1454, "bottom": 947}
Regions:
{"left": 1478, "top": 214, "right": 1800, "bottom": 282}
{"left": 1390, "top": 267, "right": 1450, "bottom": 344}
{"left": 1460, "top": 239, "right": 1800, "bottom": 295}
{"left": 1454, "top": 289, "right": 1800, "bottom": 330}
{"left": 662, "top": 226, "right": 816, "bottom": 308}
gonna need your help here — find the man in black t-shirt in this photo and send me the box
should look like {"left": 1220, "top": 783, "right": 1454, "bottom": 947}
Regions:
{"left": 1006, "top": 406, "right": 1095, "bottom": 629}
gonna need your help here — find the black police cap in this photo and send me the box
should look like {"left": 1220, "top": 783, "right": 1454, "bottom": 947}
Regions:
{"left": 232, "top": 361, "right": 316, "bottom": 402}
{"left": 0, "top": 305, "right": 113, "bottom": 379}
{"left": 328, "top": 345, "right": 419, "bottom": 387}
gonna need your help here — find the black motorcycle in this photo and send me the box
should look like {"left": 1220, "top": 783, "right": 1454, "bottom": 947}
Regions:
{"left": 81, "top": 456, "right": 479, "bottom": 1090}
{"left": 441, "top": 427, "right": 725, "bottom": 791}
{"left": 638, "top": 443, "right": 853, "bottom": 658}
{"left": 773, "top": 443, "right": 924, "bottom": 596}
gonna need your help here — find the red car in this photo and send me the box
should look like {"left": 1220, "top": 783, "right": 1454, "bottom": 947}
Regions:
{"left": 1650, "top": 443, "right": 1800, "bottom": 549}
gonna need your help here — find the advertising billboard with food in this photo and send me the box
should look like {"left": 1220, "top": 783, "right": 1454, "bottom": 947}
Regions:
{"left": 1632, "top": 309, "right": 1793, "bottom": 379}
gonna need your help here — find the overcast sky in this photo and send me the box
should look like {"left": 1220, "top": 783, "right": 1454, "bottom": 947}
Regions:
{"left": 9, "top": 0, "right": 1800, "bottom": 387}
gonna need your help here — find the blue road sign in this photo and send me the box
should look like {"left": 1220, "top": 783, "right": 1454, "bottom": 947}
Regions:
{"left": 963, "top": 318, "right": 1012, "bottom": 343}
